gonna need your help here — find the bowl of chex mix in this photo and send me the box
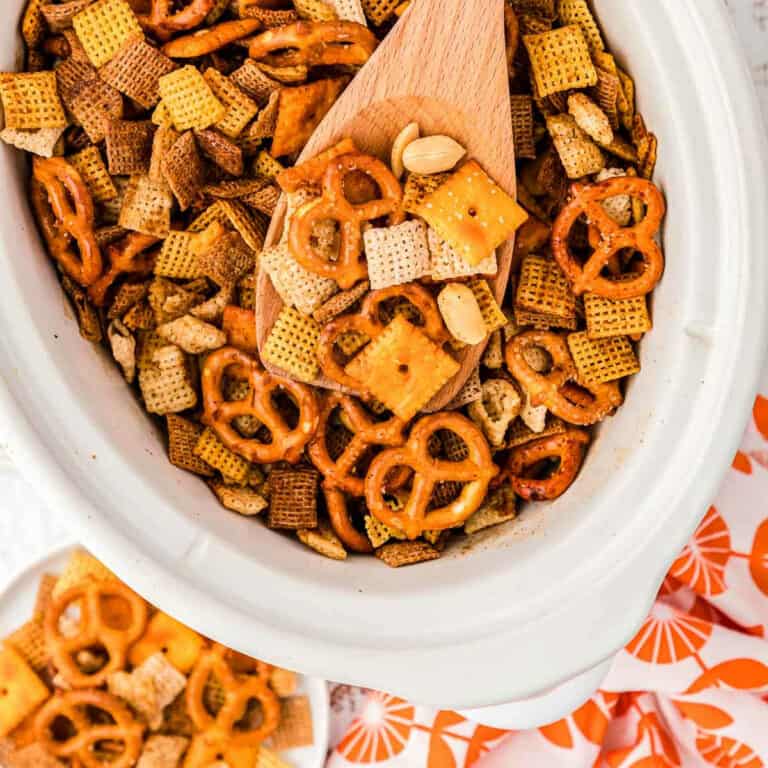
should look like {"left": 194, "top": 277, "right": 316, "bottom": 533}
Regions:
{"left": 0, "top": 0, "right": 766, "bottom": 713}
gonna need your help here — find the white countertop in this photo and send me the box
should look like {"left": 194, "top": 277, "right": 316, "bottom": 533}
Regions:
{"left": 1, "top": 0, "right": 767, "bottom": 590}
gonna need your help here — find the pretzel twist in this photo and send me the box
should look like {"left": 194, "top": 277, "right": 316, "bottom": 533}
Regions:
{"left": 35, "top": 690, "right": 144, "bottom": 768}
{"left": 552, "top": 177, "right": 666, "bottom": 299}
{"left": 186, "top": 644, "right": 279, "bottom": 748}
{"left": 507, "top": 429, "right": 590, "bottom": 500}
{"left": 289, "top": 153, "right": 404, "bottom": 289}
{"left": 31, "top": 157, "right": 103, "bottom": 287}
{"left": 162, "top": 19, "right": 262, "bottom": 57}
{"left": 44, "top": 580, "right": 148, "bottom": 688}
{"left": 505, "top": 330, "right": 622, "bottom": 425}
{"left": 365, "top": 413, "right": 498, "bottom": 540}
{"left": 317, "top": 283, "right": 450, "bottom": 393}
{"left": 309, "top": 392, "right": 407, "bottom": 552}
{"left": 202, "top": 346, "right": 319, "bottom": 464}
{"left": 88, "top": 232, "right": 159, "bottom": 307}
{"left": 139, "top": 0, "right": 216, "bottom": 40}
{"left": 248, "top": 20, "right": 378, "bottom": 68}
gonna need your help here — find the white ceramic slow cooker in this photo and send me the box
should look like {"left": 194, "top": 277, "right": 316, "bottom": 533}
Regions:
{"left": 1, "top": 0, "right": 767, "bottom": 727}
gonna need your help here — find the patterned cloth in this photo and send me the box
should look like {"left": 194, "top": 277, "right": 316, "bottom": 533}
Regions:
{"left": 326, "top": 380, "right": 768, "bottom": 766}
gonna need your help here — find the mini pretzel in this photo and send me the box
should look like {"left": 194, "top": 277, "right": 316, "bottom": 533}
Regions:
{"left": 505, "top": 330, "right": 622, "bottom": 425}
{"left": 31, "top": 157, "right": 103, "bottom": 287}
{"left": 202, "top": 345, "right": 319, "bottom": 464}
{"left": 88, "top": 232, "right": 159, "bottom": 307}
{"left": 309, "top": 392, "right": 407, "bottom": 552}
{"left": 552, "top": 177, "right": 666, "bottom": 299}
{"left": 162, "top": 19, "right": 262, "bottom": 58}
{"left": 186, "top": 643, "right": 279, "bottom": 747}
{"left": 507, "top": 429, "right": 590, "bottom": 500}
{"left": 365, "top": 412, "right": 498, "bottom": 540}
{"left": 317, "top": 283, "right": 450, "bottom": 392}
{"left": 139, "top": 0, "right": 216, "bottom": 40}
{"left": 288, "top": 152, "right": 404, "bottom": 289}
{"left": 35, "top": 690, "right": 144, "bottom": 768}
{"left": 44, "top": 580, "right": 148, "bottom": 688}
{"left": 248, "top": 21, "right": 378, "bottom": 69}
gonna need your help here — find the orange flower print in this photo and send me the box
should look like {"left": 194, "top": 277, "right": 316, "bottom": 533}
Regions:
{"left": 670, "top": 507, "right": 730, "bottom": 597}
{"left": 697, "top": 733, "right": 763, "bottom": 768}
{"left": 336, "top": 692, "right": 415, "bottom": 763}
{"left": 539, "top": 693, "right": 619, "bottom": 748}
{"left": 749, "top": 519, "right": 768, "bottom": 598}
{"left": 626, "top": 601, "right": 712, "bottom": 664}
{"left": 755, "top": 395, "right": 768, "bottom": 441}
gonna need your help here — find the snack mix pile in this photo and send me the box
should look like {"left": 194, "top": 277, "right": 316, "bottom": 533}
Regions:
{"left": 0, "top": 550, "right": 314, "bottom": 767}
{"left": 2, "top": 0, "right": 664, "bottom": 567}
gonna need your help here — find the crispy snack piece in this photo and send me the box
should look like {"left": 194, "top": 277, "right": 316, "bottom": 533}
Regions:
{"left": 464, "top": 484, "right": 517, "bottom": 534}
{"left": 312, "top": 279, "right": 368, "bottom": 324}
{"left": 60, "top": 274, "right": 104, "bottom": 343}
{"left": 546, "top": 113, "right": 605, "bottom": 179}
{"left": 0, "top": 71, "right": 67, "bottom": 130}
{"left": 99, "top": 36, "right": 176, "bottom": 109}
{"left": 376, "top": 540, "right": 440, "bottom": 568}
{"left": 364, "top": 219, "right": 431, "bottom": 289}
{"left": 524, "top": 24, "right": 597, "bottom": 97}
{"left": 366, "top": 412, "right": 498, "bottom": 539}
{"left": 69, "top": 146, "right": 117, "bottom": 203}
{"left": 139, "top": 344, "right": 198, "bottom": 414}
{"left": 34, "top": 689, "right": 144, "bottom": 768}
{"left": 162, "top": 19, "right": 262, "bottom": 58}
{"left": 268, "top": 695, "right": 314, "bottom": 750}
{"left": 70, "top": 76, "right": 125, "bottom": 144}
{"left": 186, "top": 644, "right": 279, "bottom": 747}
{"left": 263, "top": 306, "right": 322, "bottom": 382}
{"left": 0, "top": 646, "right": 49, "bottom": 737}
{"left": 416, "top": 160, "right": 527, "bottom": 267}
{"left": 515, "top": 255, "right": 576, "bottom": 328}
{"left": 158, "top": 66, "right": 226, "bottom": 132}
{"left": 567, "top": 331, "right": 640, "bottom": 384}
{"left": 194, "top": 427, "right": 250, "bottom": 483}
{"left": 468, "top": 379, "right": 522, "bottom": 446}
{"left": 140, "top": 0, "right": 216, "bottom": 40}
{"left": 72, "top": 0, "right": 143, "bottom": 67}
{"left": 88, "top": 231, "right": 158, "bottom": 306}
{"left": 402, "top": 171, "right": 449, "bottom": 215}
{"left": 584, "top": 292, "right": 651, "bottom": 339}
{"left": 202, "top": 346, "right": 319, "bottom": 463}
{"left": 507, "top": 429, "right": 590, "bottom": 500}
{"left": 45, "top": 579, "right": 148, "bottom": 687}
{"left": 137, "top": 735, "right": 189, "bottom": 768}
{"left": 105, "top": 119, "right": 154, "bottom": 176}
{"left": 31, "top": 157, "right": 103, "bottom": 287}
{"left": 509, "top": 94, "right": 536, "bottom": 159}
{"left": 297, "top": 519, "right": 348, "bottom": 560}
{"left": 119, "top": 175, "right": 173, "bottom": 238}
{"left": 249, "top": 20, "right": 377, "bottom": 68}
{"left": 210, "top": 480, "right": 268, "bottom": 516}
{"left": 558, "top": 0, "right": 604, "bottom": 55}
{"left": 195, "top": 128, "right": 244, "bottom": 176}
{"left": 166, "top": 414, "right": 215, "bottom": 476}
{"left": 162, "top": 131, "right": 206, "bottom": 211}
{"left": 505, "top": 330, "right": 622, "bottom": 425}
{"left": 271, "top": 77, "right": 347, "bottom": 157}
{"left": 269, "top": 467, "right": 320, "bottom": 529}
{"left": 0, "top": 126, "right": 65, "bottom": 158}
{"left": 230, "top": 59, "right": 281, "bottom": 106}
{"left": 203, "top": 69, "right": 259, "bottom": 139}
{"left": 130, "top": 611, "right": 205, "bottom": 673}
{"left": 276, "top": 137, "right": 356, "bottom": 192}
{"left": 360, "top": 0, "right": 399, "bottom": 25}
{"left": 552, "top": 177, "right": 666, "bottom": 299}
{"left": 289, "top": 152, "right": 403, "bottom": 288}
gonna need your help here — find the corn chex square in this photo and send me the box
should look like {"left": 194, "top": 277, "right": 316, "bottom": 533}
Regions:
{"left": 363, "top": 220, "right": 431, "bottom": 289}
{"left": 194, "top": 427, "right": 250, "bottom": 483}
{"left": 524, "top": 24, "right": 598, "bottom": 97}
{"left": 68, "top": 145, "right": 117, "bottom": 203}
{"left": 263, "top": 306, "right": 321, "bottom": 382}
{"left": 567, "top": 331, "right": 639, "bottom": 384}
{"left": 546, "top": 113, "right": 605, "bottom": 179}
{"left": 138, "top": 345, "right": 197, "bottom": 414}
{"left": 268, "top": 696, "right": 315, "bottom": 750}
{"left": 558, "top": 0, "right": 605, "bottom": 55}
{"left": 345, "top": 315, "right": 460, "bottom": 421}
{"left": 72, "top": 0, "right": 143, "bottom": 67}
{"left": 427, "top": 228, "right": 497, "bottom": 281}
{"left": 416, "top": 160, "right": 528, "bottom": 267}
{"left": 402, "top": 171, "right": 450, "bottom": 214}
{"left": 516, "top": 256, "right": 576, "bottom": 326}
{"left": 155, "top": 232, "right": 202, "bottom": 280}
{"left": 467, "top": 279, "right": 507, "bottom": 333}
{"left": 0, "top": 71, "right": 67, "bottom": 129}
{"left": 261, "top": 243, "right": 337, "bottom": 316}
{"left": 203, "top": 68, "right": 259, "bottom": 139}
{"left": 360, "top": 0, "right": 399, "bottom": 24}
{"left": 584, "top": 292, "right": 651, "bottom": 339}
{"left": 158, "top": 66, "right": 226, "bottom": 132}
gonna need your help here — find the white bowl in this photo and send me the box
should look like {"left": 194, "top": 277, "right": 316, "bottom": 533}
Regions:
{"left": 1, "top": 0, "right": 767, "bottom": 715}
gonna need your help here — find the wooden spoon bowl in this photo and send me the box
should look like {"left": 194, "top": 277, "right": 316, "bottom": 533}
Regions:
{"left": 256, "top": 0, "right": 517, "bottom": 410}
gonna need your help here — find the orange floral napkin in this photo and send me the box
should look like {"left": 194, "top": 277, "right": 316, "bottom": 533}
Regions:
{"left": 327, "top": 378, "right": 768, "bottom": 768}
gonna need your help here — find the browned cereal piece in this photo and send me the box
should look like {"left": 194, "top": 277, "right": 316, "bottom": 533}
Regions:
{"left": 209, "top": 480, "right": 268, "bottom": 515}
{"left": 445, "top": 366, "right": 482, "bottom": 409}
{"left": 60, "top": 275, "right": 103, "bottom": 343}
{"left": 558, "top": 0, "right": 604, "bottom": 55}
{"left": 524, "top": 24, "right": 597, "bottom": 97}
{"left": 194, "top": 427, "right": 251, "bottom": 482}
{"left": 268, "top": 467, "right": 319, "bottom": 529}
{"left": 416, "top": 160, "right": 528, "bottom": 266}
{"left": 203, "top": 68, "right": 259, "bottom": 139}
{"left": 591, "top": 66, "right": 620, "bottom": 130}
{"left": 241, "top": 183, "right": 280, "bottom": 216}
{"left": 166, "top": 414, "right": 215, "bottom": 477}
{"left": 230, "top": 58, "right": 281, "bottom": 106}
{"left": 268, "top": 695, "right": 315, "bottom": 750}
{"left": 119, "top": 175, "right": 173, "bottom": 238}
{"left": 467, "top": 278, "right": 506, "bottom": 333}
{"left": 253, "top": 148, "right": 285, "bottom": 180}
{"left": 567, "top": 332, "right": 640, "bottom": 384}
{"left": 108, "top": 281, "right": 148, "bottom": 318}
{"left": 198, "top": 231, "right": 255, "bottom": 287}
{"left": 219, "top": 199, "right": 268, "bottom": 251}
{"left": 194, "top": 129, "right": 244, "bottom": 176}
{"left": 506, "top": 414, "right": 566, "bottom": 448}
{"left": 99, "top": 36, "right": 176, "bottom": 109}
{"left": 271, "top": 77, "right": 347, "bottom": 157}
{"left": 68, "top": 145, "right": 117, "bottom": 203}
{"left": 158, "top": 66, "right": 226, "bottom": 132}
{"left": 363, "top": 220, "right": 431, "bottom": 290}
{"left": 510, "top": 94, "right": 536, "bottom": 160}
{"left": 161, "top": 131, "right": 206, "bottom": 211}
{"left": 123, "top": 299, "right": 156, "bottom": 330}
{"left": 295, "top": 0, "right": 337, "bottom": 21}
{"left": 239, "top": 5, "right": 300, "bottom": 27}
{"left": 107, "top": 319, "right": 137, "bottom": 382}
{"left": 0, "top": 71, "right": 67, "bottom": 130}
{"left": 597, "top": 135, "right": 638, "bottom": 164}
{"left": 137, "top": 735, "right": 189, "bottom": 768}
{"left": 3, "top": 743, "right": 64, "bottom": 768}
{"left": 105, "top": 118, "right": 154, "bottom": 175}
{"left": 243, "top": 90, "right": 280, "bottom": 143}
{"left": 584, "top": 292, "right": 651, "bottom": 339}
{"left": 515, "top": 256, "right": 576, "bottom": 327}
{"left": 464, "top": 484, "right": 517, "bottom": 534}
{"left": 360, "top": 0, "right": 399, "bottom": 24}
{"left": 262, "top": 306, "right": 322, "bottom": 382}
{"left": 297, "top": 520, "right": 347, "bottom": 561}
{"left": 312, "top": 280, "right": 369, "bottom": 324}
{"left": 345, "top": 316, "right": 460, "bottom": 421}
{"left": 22, "top": 0, "right": 47, "bottom": 48}
{"left": 375, "top": 539, "right": 440, "bottom": 568}
{"left": 72, "top": 0, "right": 143, "bottom": 67}
{"left": 69, "top": 76, "right": 125, "bottom": 144}
{"left": 41, "top": 0, "right": 92, "bottom": 32}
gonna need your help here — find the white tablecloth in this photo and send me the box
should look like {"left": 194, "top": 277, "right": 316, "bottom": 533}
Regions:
{"left": 1, "top": 0, "right": 767, "bottom": 590}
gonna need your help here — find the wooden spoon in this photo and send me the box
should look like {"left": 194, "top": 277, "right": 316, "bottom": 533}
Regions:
{"left": 256, "top": 0, "right": 517, "bottom": 410}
